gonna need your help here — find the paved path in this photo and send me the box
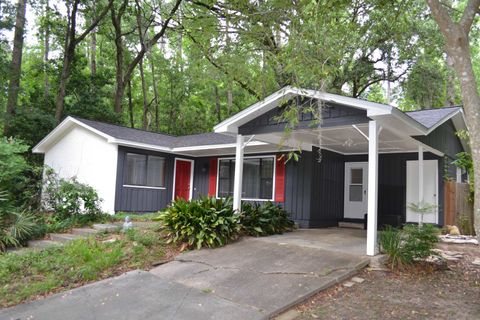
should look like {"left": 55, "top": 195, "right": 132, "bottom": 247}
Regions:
{"left": 1, "top": 229, "right": 369, "bottom": 320}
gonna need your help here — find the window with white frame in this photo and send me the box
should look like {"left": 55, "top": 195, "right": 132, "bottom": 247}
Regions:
{"left": 124, "top": 153, "right": 166, "bottom": 187}
{"left": 217, "top": 156, "right": 275, "bottom": 200}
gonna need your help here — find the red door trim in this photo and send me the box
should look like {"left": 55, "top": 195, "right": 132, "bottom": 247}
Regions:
{"left": 173, "top": 158, "right": 194, "bottom": 201}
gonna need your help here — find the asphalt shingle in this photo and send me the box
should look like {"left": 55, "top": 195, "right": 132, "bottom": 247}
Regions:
{"left": 405, "top": 107, "right": 461, "bottom": 129}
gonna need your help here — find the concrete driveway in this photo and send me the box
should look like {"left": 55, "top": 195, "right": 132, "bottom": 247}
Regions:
{"left": 1, "top": 228, "right": 369, "bottom": 320}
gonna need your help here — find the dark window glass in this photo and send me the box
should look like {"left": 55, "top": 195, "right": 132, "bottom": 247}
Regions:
{"left": 217, "top": 157, "right": 274, "bottom": 200}
{"left": 125, "top": 153, "right": 166, "bottom": 187}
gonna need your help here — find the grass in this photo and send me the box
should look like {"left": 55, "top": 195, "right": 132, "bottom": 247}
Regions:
{"left": 0, "top": 228, "right": 176, "bottom": 308}
{"left": 110, "top": 212, "right": 158, "bottom": 222}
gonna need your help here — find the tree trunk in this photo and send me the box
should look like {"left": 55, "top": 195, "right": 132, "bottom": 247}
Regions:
{"left": 44, "top": 0, "right": 50, "bottom": 104}
{"left": 426, "top": 0, "right": 480, "bottom": 238}
{"left": 214, "top": 85, "right": 221, "bottom": 123}
{"left": 90, "top": 1, "right": 97, "bottom": 77}
{"left": 127, "top": 79, "right": 134, "bottom": 128}
{"left": 4, "top": 0, "right": 27, "bottom": 135}
{"left": 139, "top": 59, "right": 149, "bottom": 130}
{"left": 445, "top": 55, "right": 456, "bottom": 106}
{"left": 149, "top": 53, "right": 160, "bottom": 131}
{"left": 54, "top": 0, "right": 113, "bottom": 122}
{"left": 111, "top": 0, "right": 128, "bottom": 114}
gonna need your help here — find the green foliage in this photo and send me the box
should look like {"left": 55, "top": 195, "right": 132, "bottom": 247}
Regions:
{"left": 156, "top": 197, "right": 240, "bottom": 249}
{"left": 240, "top": 202, "right": 294, "bottom": 237}
{"left": 379, "top": 224, "right": 440, "bottom": 269}
{"left": 43, "top": 169, "right": 104, "bottom": 223}
{"left": 453, "top": 151, "right": 474, "bottom": 201}
{"left": 0, "top": 138, "right": 29, "bottom": 190}
{"left": 0, "top": 191, "right": 36, "bottom": 251}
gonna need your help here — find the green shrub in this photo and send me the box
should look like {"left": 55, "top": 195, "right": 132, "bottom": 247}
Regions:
{"left": 0, "top": 191, "right": 37, "bottom": 251}
{"left": 240, "top": 202, "right": 294, "bottom": 236}
{"left": 378, "top": 226, "right": 403, "bottom": 269}
{"left": 43, "top": 169, "right": 103, "bottom": 221}
{"left": 156, "top": 197, "right": 240, "bottom": 249}
{"left": 401, "top": 224, "right": 439, "bottom": 262}
{"left": 379, "top": 224, "right": 440, "bottom": 269}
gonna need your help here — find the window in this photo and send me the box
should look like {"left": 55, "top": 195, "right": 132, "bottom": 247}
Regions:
{"left": 217, "top": 157, "right": 274, "bottom": 200}
{"left": 125, "top": 153, "right": 166, "bottom": 188}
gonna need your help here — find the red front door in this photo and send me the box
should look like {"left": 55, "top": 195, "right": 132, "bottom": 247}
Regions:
{"left": 174, "top": 159, "right": 192, "bottom": 200}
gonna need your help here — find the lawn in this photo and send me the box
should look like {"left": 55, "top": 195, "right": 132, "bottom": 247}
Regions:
{"left": 290, "top": 243, "right": 480, "bottom": 320}
{"left": 0, "top": 227, "right": 178, "bottom": 308}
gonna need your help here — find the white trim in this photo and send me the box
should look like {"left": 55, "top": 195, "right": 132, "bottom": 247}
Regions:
{"left": 216, "top": 155, "right": 276, "bottom": 202}
{"left": 425, "top": 108, "right": 462, "bottom": 134}
{"left": 172, "top": 141, "right": 267, "bottom": 152}
{"left": 123, "top": 184, "right": 166, "bottom": 190}
{"left": 344, "top": 162, "right": 369, "bottom": 219}
{"left": 172, "top": 158, "right": 195, "bottom": 201}
{"left": 366, "top": 120, "right": 379, "bottom": 256}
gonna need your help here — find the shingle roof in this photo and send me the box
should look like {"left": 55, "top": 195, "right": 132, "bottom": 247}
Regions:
{"left": 405, "top": 107, "right": 461, "bottom": 129}
{"left": 73, "top": 117, "right": 234, "bottom": 148}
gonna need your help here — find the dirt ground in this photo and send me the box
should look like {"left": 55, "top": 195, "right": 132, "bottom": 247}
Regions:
{"left": 293, "top": 243, "right": 480, "bottom": 320}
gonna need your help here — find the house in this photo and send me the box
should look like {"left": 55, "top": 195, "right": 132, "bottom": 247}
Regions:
{"left": 33, "top": 86, "right": 468, "bottom": 256}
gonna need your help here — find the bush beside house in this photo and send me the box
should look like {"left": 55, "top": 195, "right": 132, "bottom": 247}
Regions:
{"left": 156, "top": 197, "right": 295, "bottom": 249}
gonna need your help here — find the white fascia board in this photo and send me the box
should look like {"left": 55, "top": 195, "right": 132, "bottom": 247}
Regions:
{"left": 111, "top": 139, "right": 174, "bottom": 153}
{"left": 33, "top": 116, "right": 114, "bottom": 153}
{"left": 172, "top": 141, "right": 268, "bottom": 152}
{"left": 214, "top": 86, "right": 295, "bottom": 133}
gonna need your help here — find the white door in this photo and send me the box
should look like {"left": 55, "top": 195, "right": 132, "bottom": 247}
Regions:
{"left": 406, "top": 160, "right": 439, "bottom": 224}
{"left": 344, "top": 162, "right": 368, "bottom": 219}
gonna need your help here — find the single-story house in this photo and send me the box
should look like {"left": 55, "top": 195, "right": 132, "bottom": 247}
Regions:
{"left": 33, "top": 86, "right": 468, "bottom": 255}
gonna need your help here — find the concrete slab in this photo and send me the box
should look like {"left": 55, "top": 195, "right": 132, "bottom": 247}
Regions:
{"left": 151, "top": 231, "right": 369, "bottom": 317}
{"left": 0, "top": 271, "right": 264, "bottom": 320}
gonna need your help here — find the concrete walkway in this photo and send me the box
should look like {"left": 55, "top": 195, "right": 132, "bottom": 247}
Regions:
{"left": 1, "top": 229, "right": 369, "bottom": 320}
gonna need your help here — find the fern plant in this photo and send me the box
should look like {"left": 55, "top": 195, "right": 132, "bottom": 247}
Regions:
{"left": 0, "top": 191, "right": 36, "bottom": 251}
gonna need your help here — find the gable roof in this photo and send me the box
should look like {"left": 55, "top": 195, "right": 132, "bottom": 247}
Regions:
{"left": 405, "top": 107, "right": 462, "bottom": 129}
{"left": 33, "top": 116, "right": 238, "bottom": 154}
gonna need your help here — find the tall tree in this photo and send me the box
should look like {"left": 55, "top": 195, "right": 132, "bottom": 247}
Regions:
{"left": 54, "top": 0, "right": 113, "bottom": 122}
{"left": 426, "top": 0, "right": 480, "bottom": 237}
{"left": 4, "top": 0, "right": 27, "bottom": 135}
{"left": 112, "top": 0, "right": 183, "bottom": 114}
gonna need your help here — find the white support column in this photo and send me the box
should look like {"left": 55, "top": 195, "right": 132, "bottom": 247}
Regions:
{"left": 366, "top": 120, "right": 379, "bottom": 256}
{"left": 418, "top": 145, "right": 424, "bottom": 225}
{"left": 233, "top": 134, "right": 244, "bottom": 212}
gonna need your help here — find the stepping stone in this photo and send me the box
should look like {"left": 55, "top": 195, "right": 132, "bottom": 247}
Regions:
{"left": 351, "top": 276, "right": 365, "bottom": 284}
{"left": 93, "top": 223, "right": 119, "bottom": 233}
{"left": 27, "top": 239, "right": 62, "bottom": 249}
{"left": 343, "top": 281, "right": 355, "bottom": 288}
{"left": 472, "top": 258, "right": 480, "bottom": 266}
{"left": 276, "top": 309, "right": 301, "bottom": 320}
{"left": 49, "top": 233, "right": 85, "bottom": 243}
{"left": 71, "top": 228, "right": 98, "bottom": 236}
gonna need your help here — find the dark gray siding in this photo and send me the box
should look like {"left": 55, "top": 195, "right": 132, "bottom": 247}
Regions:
{"left": 284, "top": 151, "right": 313, "bottom": 227}
{"left": 239, "top": 99, "right": 369, "bottom": 135}
{"left": 343, "top": 152, "right": 444, "bottom": 226}
{"left": 309, "top": 148, "right": 345, "bottom": 227}
{"left": 115, "top": 147, "right": 190, "bottom": 212}
{"left": 414, "top": 119, "right": 464, "bottom": 180}
{"left": 193, "top": 157, "right": 210, "bottom": 198}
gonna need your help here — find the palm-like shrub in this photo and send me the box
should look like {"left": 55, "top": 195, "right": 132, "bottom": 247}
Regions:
{"left": 156, "top": 197, "right": 240, "bottom": 249}
{"left": 379, "top": 224, "right": 440, "bottom": 269}
{"left": 0, "top": 191, "right": 36, "bottom": 251}
{"left": 240, "top": 202, "right": 294, "bottom": 236}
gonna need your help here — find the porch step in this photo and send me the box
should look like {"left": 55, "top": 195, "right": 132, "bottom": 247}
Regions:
{"left": 27, "top": 239, "right": 62, "bottom": 249}
{"left": 338, "top": 221, "right": 365, "bottom": 229}
{"left": 92, "top": 223, "right": 120, "bottom": 233}
{"left": 71, "top": 228, "right": 98, "bottom": 236}
{"left": 49, "top": 233, "right": 86, "bottom": 243}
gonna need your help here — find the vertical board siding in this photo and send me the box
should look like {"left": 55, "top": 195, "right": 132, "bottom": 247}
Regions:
{"left": 309, "top": 148, "right": 345, "bottom": 227}
{"left": 284, "top": 151, "right": 313, "bottom": 227}
{"left": 193, "top": 157, "right": 210, "bottom": 199}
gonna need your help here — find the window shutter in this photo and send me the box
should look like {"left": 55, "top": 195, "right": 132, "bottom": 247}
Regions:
{"left": 275, "top": 154, "right": 286, "bottom": 202}
{"left": 208, "top": 158, "right": 218, "bottom": 197}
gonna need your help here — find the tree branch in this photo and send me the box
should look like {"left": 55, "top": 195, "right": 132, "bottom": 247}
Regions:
{"left": 460, "top": 0, "right": 480, "bottom": 34}
{"left": 426, "top": 0, "right": 455, "bottom": 35}
{"left": 75, "top": 0, "right": 114, "bottom": 45}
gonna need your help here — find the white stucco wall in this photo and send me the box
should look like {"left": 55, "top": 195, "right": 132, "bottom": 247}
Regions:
{"left": 43, "top": 126, "right": 118, "bottom": 214}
